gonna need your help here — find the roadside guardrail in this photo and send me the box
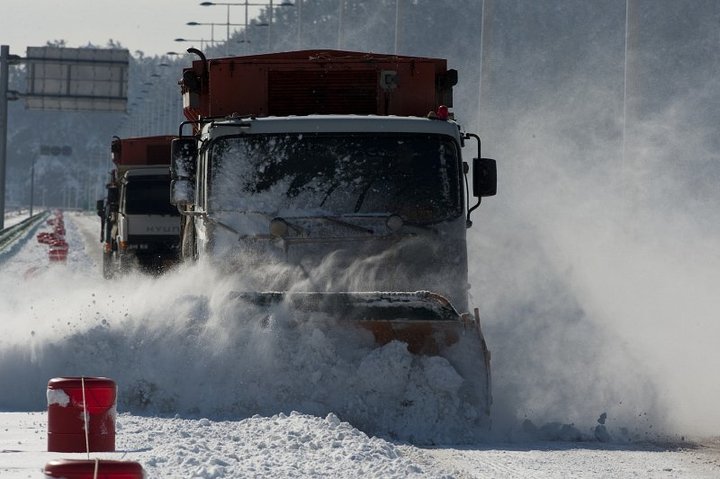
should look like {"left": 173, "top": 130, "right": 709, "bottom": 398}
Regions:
{"left": 0, "top": 211, "right": 50, "bottom": 252}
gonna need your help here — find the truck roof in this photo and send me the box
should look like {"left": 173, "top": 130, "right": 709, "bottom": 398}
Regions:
{"left": 204, "top": 115, "right": 462, "bottom": 141}
{"left": 181, "top": 49, "right": 457, "bottom": 121}
{"left": 120, "top": 166, "right": 171, "bottom": 179}
{"left": 111, "top": 135, "right": 176, "bottom": 168}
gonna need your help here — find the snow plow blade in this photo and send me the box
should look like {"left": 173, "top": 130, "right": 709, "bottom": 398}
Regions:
{"left": 229, "top": 289, "right": 493, "bottom": 420}
{"left": 230, "top": 290, "right": 487, "bottom": 354}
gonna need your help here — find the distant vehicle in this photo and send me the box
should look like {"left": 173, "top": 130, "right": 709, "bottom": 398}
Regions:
{"left": 97, "top": 135, "right": 180, "bottom": 278}
{"left": 171, "top": 49, "right": 497, "bottom": 420}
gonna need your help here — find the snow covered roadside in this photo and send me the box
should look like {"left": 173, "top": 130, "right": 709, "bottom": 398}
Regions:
{"left": 0, "top": 210, "right": 98, "bottom": 278}
{"left": 2, "top": 210, "right": 31, "bottom": 229}
{"left": 417, "top": 441, "right": 720, "bottom": 478}
{"left": 2, "top": 411, "right": 720, "bottom": 478}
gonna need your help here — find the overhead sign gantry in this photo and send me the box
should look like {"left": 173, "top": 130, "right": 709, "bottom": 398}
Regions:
{"left": 24, "top": 47, "right": 129, "bottom": 112}
{"left": 0, "top": 45, "right": 129, "bottom": 228}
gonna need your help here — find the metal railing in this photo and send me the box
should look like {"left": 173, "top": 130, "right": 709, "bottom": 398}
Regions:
{"left": 0, "top": 211, "right": 49, "bottom": 252}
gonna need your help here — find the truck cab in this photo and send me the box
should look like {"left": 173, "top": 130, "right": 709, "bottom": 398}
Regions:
{"left": 115, "top": 166, "right": 180, "bottom": 273}
{"left": 181, "top": 115, "right": 482, "bottom": 310}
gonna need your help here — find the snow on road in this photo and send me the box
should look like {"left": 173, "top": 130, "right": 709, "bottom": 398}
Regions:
{"left": 2, "top": 210, "right": 30, "bottom": 229}
{"left": 2, "top": 411, "right": 719, "bottom": 478}
{"left": 1, "top": 211, "right": 719, "bottom": 478}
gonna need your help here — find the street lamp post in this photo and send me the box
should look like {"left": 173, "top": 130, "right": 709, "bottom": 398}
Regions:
{"left": 29, "top": 156, "right": 36, "bottom": 216}
{"left": 174, "top": 38, "right": 209, "bottom": 50}
{"left": 337, "top": 0, "right": 344, "bottom": 49}
{"left": 28, "top": 154, "right": 51, "bottom": 214}
{"left": 200, "top": 1, "right": 294, "bottom": 52}
{"left": 186, "top": 20, "right": 268, "bottom": 54}
{"left": 394, "top": 0, "right": 400, "bottom": 54}
{"left": 267, "top": 1, "right": 296, "bottom": 51}
{"left": 187, "top": 21, "right": 256, "bottom": 52}
{"left": 231, "top": 22, "right": 270, "bottom": 53}
{"left": 186, "top": 22, "right": 222, "bottom": 47}
{"left": 155, "top": 63, "right": 175, "bottom": 134}
{"left": 296, "top": 0, "right": 302, "bottom": 48}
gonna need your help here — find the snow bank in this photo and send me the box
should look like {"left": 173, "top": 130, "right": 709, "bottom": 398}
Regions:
{"left": 118, "top": 411, "right": 451, "bottom": 478}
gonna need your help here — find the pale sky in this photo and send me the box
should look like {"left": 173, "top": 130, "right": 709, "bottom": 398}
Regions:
{"left": 0, "top": 0, "right": 268, "bottom": 57}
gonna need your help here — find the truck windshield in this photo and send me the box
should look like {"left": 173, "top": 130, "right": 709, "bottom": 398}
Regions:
{"left": 209, "top": 133, "right": 462, "bottom": 223}
{"left": 124, "top": 177, "right": 178, "bottom": 216}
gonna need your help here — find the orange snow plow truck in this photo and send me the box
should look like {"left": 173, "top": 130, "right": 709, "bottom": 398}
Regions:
{"left": 171, "top": 49, "right": 496, "bottom": 418}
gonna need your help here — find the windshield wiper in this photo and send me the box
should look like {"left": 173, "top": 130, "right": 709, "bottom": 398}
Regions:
{"left": 320, "top": 182, "right": 340, "bottom": 207}
{"left": 353, "top": 169, "right": 384, "bottom": 213}
{"left": 354, "top": 182, "right": 373, "bottom": 213}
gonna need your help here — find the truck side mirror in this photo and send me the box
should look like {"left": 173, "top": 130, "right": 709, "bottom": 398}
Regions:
{"left": 170, "top": 138, "right": 198, "bottom": 206}
{"left": 96, "top": 199, "right": 104, "bottom": 217}
{"left": 170, "top": 179, "right": 195, "bottom": 206}
{"left": 171, "top": 138, "right": 197, "bottom": 180}
{"left": 473, "top": 157, "right": 497, "bottom": 198}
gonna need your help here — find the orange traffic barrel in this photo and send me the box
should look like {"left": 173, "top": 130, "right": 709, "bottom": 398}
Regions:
{"left": 47, "top": 377, "right": 117, "bottom": 452}
{"left": 48, "top": 249, "right": 68, "bottom": 262}
{"left": 43, "top": 459, "right": 144, "bottom": 478}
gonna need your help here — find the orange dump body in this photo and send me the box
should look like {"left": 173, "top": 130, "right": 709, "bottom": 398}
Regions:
{"left": 180, "top": 49, "right": 457, "bottom": 121}
{"left": 111, "top": 135, "right": 176, "bottom": 169}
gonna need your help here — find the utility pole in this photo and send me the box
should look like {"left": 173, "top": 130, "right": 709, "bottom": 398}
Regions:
{"left": 478, "top": 0, "right": 494, "bottom": 112}
{"left": 394, "top": 0, "right": 400, "bottom": 54}
{"left": 622, "top": 0, "right": 639, "bottom": 167}
{"left": 0, "top": 45, "right": 10, "bottom": 229}
{"left": 0, "top": 45, "right": 22, "bottom": 228}
{"left": 29, "top": 156, "right": 35, "bottom": 217}
{"left": 337, "top": 0, "right": 344, "bottom": 49}
{"left": 296, "top": 0, "right": 303, "bottom": 48}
